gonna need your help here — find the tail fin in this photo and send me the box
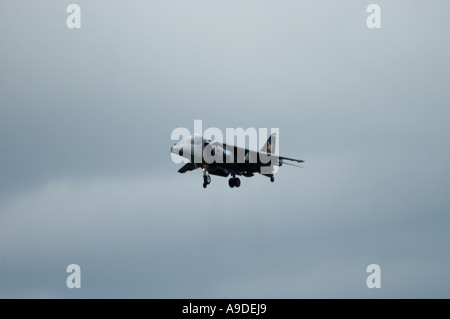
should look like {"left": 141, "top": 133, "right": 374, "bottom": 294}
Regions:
{"left": 260, "top": 133, "right": 276, "bottom": 155}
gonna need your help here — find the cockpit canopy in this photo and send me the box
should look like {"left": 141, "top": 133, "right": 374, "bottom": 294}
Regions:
{"left": 192, "top": 134, "right": 202, "bottom": 145}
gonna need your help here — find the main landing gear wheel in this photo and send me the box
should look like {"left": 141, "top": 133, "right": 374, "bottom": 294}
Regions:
{"left": 228, "top": 177, "right": 241, "bottom": 188}
{"left": 270, "top": 176, "right": 275, "bottom": 183}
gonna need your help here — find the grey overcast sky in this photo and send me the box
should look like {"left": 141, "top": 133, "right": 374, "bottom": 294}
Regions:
{"left": 1, "top": 0, "right": 449, "bottom": 298}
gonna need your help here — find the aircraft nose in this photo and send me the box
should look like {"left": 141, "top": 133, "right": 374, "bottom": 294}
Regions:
{"left": 170, "top": 146, "right": 173, "bottom": 152}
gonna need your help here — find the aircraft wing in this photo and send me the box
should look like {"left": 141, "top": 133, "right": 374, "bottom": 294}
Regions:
{"left": 219, "top": 142, "right": 255, "bottom": 161}
{"left": 220, "top": 142, "right": 304, "bottom": 165}
{"left": 219, "top": 133, "right": 278, "bottom": 162}
{"left": 178, "top": 162, "right": 200, "bottom": 173}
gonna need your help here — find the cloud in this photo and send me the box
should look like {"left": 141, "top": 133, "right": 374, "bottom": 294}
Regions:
{"left": 1, "top": 160, "right": 449, "bottom": 298}
{"left": 1, "top": 0, "right": 450, "bottom": 298}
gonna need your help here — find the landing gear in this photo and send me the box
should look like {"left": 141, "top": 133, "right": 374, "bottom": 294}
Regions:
{"left": 270, "top": 176, "right": 275, "bottom": 183}
{"left": 202, "top": 168, "right": 211, "bottom": 189}
{"left": 228, "top": 176, "right": 241, "bottom": 188}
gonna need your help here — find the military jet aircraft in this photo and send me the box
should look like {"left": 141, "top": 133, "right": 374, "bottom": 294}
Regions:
{"left": 170, "top": 133, "right": 304, "bottom": 188}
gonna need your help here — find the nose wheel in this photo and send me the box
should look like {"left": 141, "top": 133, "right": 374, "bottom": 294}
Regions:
{"left": 228, "top": 177, "right": 241, "bottom": 188}
{"left": 202, "top": 169, "right": 211, "bottom": 188}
